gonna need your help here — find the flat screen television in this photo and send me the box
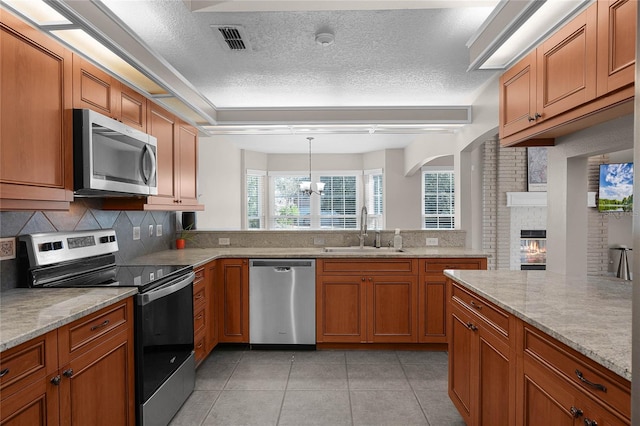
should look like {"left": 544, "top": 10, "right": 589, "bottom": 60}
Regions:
{"left": 598, "top": 162, "right": 633, "bottom": 212}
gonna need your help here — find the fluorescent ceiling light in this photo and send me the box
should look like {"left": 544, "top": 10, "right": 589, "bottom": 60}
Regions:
{"left": 203, "top": 124, "right": 463, "bottom": 135}
{"left": 479, "top": 0, "right": 591, "bottom": 69}
{"left": 3, "top": 0, "right": 71, "bottom": 25}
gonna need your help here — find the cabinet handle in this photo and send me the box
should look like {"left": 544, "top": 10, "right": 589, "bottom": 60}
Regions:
{"left": 466, "top": 322, "right": 478, "bottom": 331}
{"left": 51, "top": 375, "right": 61, "bottom": 386}
{"left": 196, "top": 341, "right": 203, "bottom": 348}
{"left": 63, "top": 368, "right": 74, "bottom": 378}
{"left": 528, "top": 113, "right": 542, "bottom": 122}
{"left": 575, "top": 369, "right": 607, "bottom": 392}
{"left": 569, "top": 406, "right": 583, "bottom": 418}
{"left": 0, "top": 368, "right": 9, "bottom": 378}
{"left": 584, "top": 419, "right": 598, "bottom": 426}
{"left": 470, "top": 300, "right": 482, "bottom": 310}
{"left": 90, "top": 319, "right": 110, "bottom": 331}
{"left": 196, "top": 314, "right": 203, "bottom": 320}
{"left": 361, "top": 277, "right": 366, "bottom": 281}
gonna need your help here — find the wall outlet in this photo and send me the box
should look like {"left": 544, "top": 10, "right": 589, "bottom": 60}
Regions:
{"left": 156, "top": 224, "right": 163, "bottom": 237}
{"left": 0, "top": 237, "right": 16, "bottom": 260}
{"left": 148, "top": 224, "right": 154, "bottom": 237}
{"left": 426, "top": 237, "right": 439, "bottom": 246}
{"left": 313, "top": 237, "right": 325, "bottom": 245}
{"left": 219, "top": 237, "right": 230, "bottom": 246}
{"left": 133, "top": 226, "right": 141, "bottom": 240}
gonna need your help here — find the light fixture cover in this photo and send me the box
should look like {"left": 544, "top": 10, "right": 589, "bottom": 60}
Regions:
{"left": 315, "top": 32, "right": 335, "bottom": 46}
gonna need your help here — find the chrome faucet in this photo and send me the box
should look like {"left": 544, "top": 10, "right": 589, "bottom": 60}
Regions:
{"left": 359, "top": 206, "right": 368, "bottom": 248}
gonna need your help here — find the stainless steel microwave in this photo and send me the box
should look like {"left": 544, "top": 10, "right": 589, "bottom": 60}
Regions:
{"left": 73, "top": 109, "right": 158, "bottom": 196}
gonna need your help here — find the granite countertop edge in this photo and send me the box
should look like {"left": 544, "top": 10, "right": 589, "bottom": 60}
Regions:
{"left": 0, "top": 288, "right": 138, "bottom": 352}
{"left": 127, "top": 247, "right": 491, "bottom": 268}
{"left": 443, "top": 269, "right": 632, "bottom": 381}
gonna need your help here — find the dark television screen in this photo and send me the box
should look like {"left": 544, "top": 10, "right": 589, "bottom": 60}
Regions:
{"left": 598, "top": 162, "right": 633, "bottom": 212}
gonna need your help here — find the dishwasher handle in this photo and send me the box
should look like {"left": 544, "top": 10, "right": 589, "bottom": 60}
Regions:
{"left": 250, "top": 259, "right": 314, "bottom": 268}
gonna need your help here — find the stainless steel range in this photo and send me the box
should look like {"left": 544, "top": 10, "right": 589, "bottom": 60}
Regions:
{"left": 18, "top": 229, "right": 195, "bottom": 426}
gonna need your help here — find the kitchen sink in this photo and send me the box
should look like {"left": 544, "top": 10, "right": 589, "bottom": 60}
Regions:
{"left": 323, "top": 246, "right": 406, "bottom": 253}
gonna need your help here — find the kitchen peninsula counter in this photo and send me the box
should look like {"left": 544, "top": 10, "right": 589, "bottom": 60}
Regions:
{"left": 443, "top": 269, "right": 631, "bottom": 381}
{"left": 0, "top": 287, "right": 138, "bottom": 352}
{"left": 128, "top": 246, "right": 490, "bottom": 268}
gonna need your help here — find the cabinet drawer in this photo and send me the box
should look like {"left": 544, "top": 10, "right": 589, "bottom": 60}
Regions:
{"left": 523, "top": 325, "right": 630, "bottom": 419}
{"left": 0, "top": 331, "right": 56, "bottom": 400}
{"left": 193, "top": 304, "right": 206, "bottom": 336}
{"left": 422, "top": 259, "right": 485, "bottom": 273}
{"left": 320, "top": 259, "right": 416, "bottom": 275}
{"left": 194, "top": 267, "right": 205, "bottom": 284}
{"left": 61, "top": 302, "right": 129, "bottom": 357}
{"left": 451, "top": 283, "right": 509, "bottom": 336}
{"left": 194, "top": 333, "right": 206, "bottom": 364}
{"left": 193, "top": 280, "right": 206, "bottom": 307}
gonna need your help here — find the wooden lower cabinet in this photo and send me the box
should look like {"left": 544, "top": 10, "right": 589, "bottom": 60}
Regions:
{"left": 0, "top": 298, "right": 135, "bottom": 425}
{"left": 217, "top": 259, "right": 249, "bottom": 343}
{"left": 193, "top": 261, "right": 218, "bottom": 365}
{"left": 448, "top": 280, "right": 516, "bottom": 426}
{"left": 316, "top": 259, "right": 418, "bottom": 343}
{"left": 447, "top": 279, "right": 632, "bottom": 426}
{"left": 419, "top": 258, "right": 487, "bottom": 343}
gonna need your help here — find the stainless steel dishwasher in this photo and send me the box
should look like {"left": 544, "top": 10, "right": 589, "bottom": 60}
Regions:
{"left": 249, "top": 259, "right": 316, "bottom": 345}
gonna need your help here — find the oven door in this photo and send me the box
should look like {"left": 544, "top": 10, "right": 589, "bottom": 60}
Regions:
{"left": 135, "top": 272, "right": 195, "bottom": 403}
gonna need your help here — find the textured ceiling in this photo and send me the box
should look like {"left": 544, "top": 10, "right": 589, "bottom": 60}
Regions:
{"left": 102, "top": 1, "right": 498, "bottom": 109}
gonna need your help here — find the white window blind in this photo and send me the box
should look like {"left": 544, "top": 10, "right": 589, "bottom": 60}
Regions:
{"left": 246, "top": 170, "right": 266, "bottom": 229}
{"left": 422, "top": 169, "right": 455, "bottom": 229}
{"left": 267, "top": 172, "right": 361, "bottom": 230}
{"left": 364, "top": 169, "right": 384, "bottom": 228}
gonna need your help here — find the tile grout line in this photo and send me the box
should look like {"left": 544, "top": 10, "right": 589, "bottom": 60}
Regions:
{"left": 274, "top": 354, "right": 294, "bottom": 425}
{"left": 396, "top": 352, "right": 432, "bottom": 426}
{"left": 345, "top": 351, "right": 355, "bottom": 426}
{"left": 198, "top": 354, "right": 244, "bottom": 426}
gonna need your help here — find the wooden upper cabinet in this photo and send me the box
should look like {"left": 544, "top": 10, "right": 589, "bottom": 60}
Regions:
{"left": 73, "top": 55, "right": 147, "bottom": 131}
{"left": 0, "top": 10, "right": 74, "bottom": 211}
{"left": 536, "top": 3, "right": 597, "bottom": 121}
{"left": 499, "top": 51, "right": 537, "bottom": 139}
{"left": 147, "top": 103, "right": 178, "bottom": 204}
{"left": 597, "top": 0, "right": 637, "bottom": 96}
{"left": 176, "top": 123, "right": 200, "bottom": 206}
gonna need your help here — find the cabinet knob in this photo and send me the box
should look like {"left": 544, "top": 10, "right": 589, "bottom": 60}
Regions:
{"left": 361, "top": 277, "right": 366, "bottom": 281}
{"left": 569, "top": 406, "right": 583, "bottom": 418}
{"left": 51, "top": 375, "right": 61, "bottom": 386}
{"left": 466, "top": 322, "right": 478, "bottom": 331}
{"left": 470, "top": 300, "right": 482, "bottom": 310}
{"left": 584, "top": 419, "right": 598, "bottom": 426}
{"left": 63, "top": 368, "right": 74, "bottom": 378}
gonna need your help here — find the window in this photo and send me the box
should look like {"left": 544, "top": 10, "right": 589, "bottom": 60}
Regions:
{"left": 365, "top": 169, "right": 384, "bottom": 228}
{"left": 422, "top": 169, "right": 454, "bottom": 229}
{"left": 246, "top": 170, "right": 265, "bottom": 229}
{"left": 266, "top": 172, "right": 362, "bottom": 230}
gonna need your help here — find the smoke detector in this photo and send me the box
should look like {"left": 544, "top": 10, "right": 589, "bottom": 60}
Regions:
{"left": 315, "top": 32, "right": 335, "bottom": 47}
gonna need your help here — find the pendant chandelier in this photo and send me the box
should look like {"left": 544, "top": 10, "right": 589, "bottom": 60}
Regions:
{"left": 299, "top": 137, "right": 325, "bottom": 196}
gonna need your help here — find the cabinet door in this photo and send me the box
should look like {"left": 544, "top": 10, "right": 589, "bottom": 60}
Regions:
{"left": 218, "top": 259, "right": 249, "bottom": 343}
{"left": 419, "top": 275, "right": 446, "bottom": 343}
{"left": 115, "top": 82, "right": 147, "bottom": 131}
{"left": 316, "top": 276, "right": 366, "bottom": 343}
{"left": 368, "top": 275, "right": 417, "bottom": 343}
{"left": 536, "top": 4, "right": 597, "bottom": 121}
{"left": 597, "top": 0, "right": 637, "bottom": 96}
{"left": 448, "top": 306, "right": 473, "bottom": 425}
{"left": 72, "top": 55, "right": 116, "bottom": 118}
{"left": 207, "top": 261, "right": 218, "bottom": 353}
{"left": 176, "top": 123, "right": 199, "bottom": 205}
{"left": 1, "top": 12, "right": 73, "bottom": 209}
{"left": 146, "top": 104, "right": 178, "bottom": 206}
{"left": 58, "top": 330, "right": 135, "bottom": 426}
{"left": 499, "top": 51, "right": 537, "bottom": 138}
{"left": 477, "top": 323, "right": 511, "bottom": 426}
{"left": 0, "top": 377, "right": 59, "bottom": 425}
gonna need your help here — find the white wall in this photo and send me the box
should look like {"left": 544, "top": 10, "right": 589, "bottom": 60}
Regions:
{"left": 385, "top": 149, "right": 422, "bottom": 229}
{"left": 196, "top": 136, "right": 243, "bottom": 230}
{"left": 546, "top": 115, "right": 634, "bottom": 276}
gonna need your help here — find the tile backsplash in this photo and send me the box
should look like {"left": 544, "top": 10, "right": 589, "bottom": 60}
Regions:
{"left": 0, "top": 199, "right": 176, "bottom": 290}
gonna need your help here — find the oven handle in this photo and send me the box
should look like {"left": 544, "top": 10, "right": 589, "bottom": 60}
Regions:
{"left": 138, "top": 271, "right": 195, "bottom": 306}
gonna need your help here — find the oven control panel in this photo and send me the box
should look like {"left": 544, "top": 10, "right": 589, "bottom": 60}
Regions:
{"left": 19, "top": 229, "right": 118, "bottom": 267}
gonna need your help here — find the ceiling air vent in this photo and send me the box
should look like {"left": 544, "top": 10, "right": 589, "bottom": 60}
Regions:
{"left": 212, "top": 25, "right": 250, "bottom": 51}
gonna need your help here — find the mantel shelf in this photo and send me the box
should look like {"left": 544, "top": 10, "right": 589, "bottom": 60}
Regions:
{"left": 506, "top": 192, "right": 547, "bottom": 207}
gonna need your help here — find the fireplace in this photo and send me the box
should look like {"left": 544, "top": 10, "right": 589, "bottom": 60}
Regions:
{"left": 520, "top": 230, "right": 546, "bottom": 270}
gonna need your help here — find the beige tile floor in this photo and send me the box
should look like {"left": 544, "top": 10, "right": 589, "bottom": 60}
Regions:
{"left": 169, "top": 348, "right": 465, "bottom": 426}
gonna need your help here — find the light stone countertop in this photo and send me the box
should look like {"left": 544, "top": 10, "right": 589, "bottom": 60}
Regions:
{"left": 443, "top": 269, "right": 632, "bottom": 381}
{"left": 127, "top": 247, "right": 490, "bottom": 268}
{"left": 0, "top": 287, "right": 138, "bottom": 352}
